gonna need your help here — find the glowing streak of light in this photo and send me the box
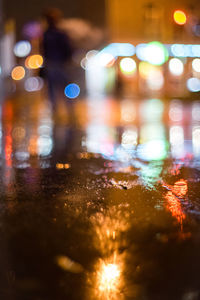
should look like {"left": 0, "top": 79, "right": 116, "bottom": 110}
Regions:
{"left": 98, "top": 263, "right": 120, "bottom": 292}
{"left": 164, "top": 179, "right": 188, "bottom": 230}
{"left": 5, "top": 135, "right": 12, "bottom": 166}
{"left": 166, "top": 191, "right": 186, "bottom": 228}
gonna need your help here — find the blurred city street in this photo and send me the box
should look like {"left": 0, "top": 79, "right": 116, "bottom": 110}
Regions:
{"left": 1, "top": 0, "right": 200, "bottom": 299}
{"left": 0, "top": 91, "right": 200, "bottom": 299}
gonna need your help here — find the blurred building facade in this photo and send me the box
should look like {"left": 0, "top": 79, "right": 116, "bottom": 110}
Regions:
{"left": 106, "top": 0, "right": 200, "bottom": 43}
{"left": 4, "top": 0, "right": 106, "bottom": 38}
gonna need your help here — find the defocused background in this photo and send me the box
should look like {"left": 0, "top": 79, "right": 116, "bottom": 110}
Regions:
{"left": 1, "top": 0, "right": 200, "bottom": 99}
{"left": 1, "top": 2, "right": 200, "bottom": 300}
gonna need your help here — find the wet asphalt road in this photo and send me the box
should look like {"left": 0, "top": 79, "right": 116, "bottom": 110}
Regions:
{"left": 0, "top": 93, "right": 200, "bottom": 300}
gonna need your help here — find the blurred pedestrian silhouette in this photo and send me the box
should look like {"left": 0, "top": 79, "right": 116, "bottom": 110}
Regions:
{"left": 42, "top": 8, "right": 73, "bottom": 110}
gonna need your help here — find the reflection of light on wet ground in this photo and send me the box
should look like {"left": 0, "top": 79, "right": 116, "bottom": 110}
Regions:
{"left": 164, "top": 179, "right": 188, "bottom": 229}
{"left": 120, "top": 99, "right": 136, "bottom": 123}
{"left": 169, "top": 100, "right": 183, "bottom": 122}
{"left": 173, "top": 179, "right": 188, "bottom": 197}
{"left": 192, "top": 101, "right": 200, "bottom": 121}
{"left": 192, "top": 126, "right": 200, "bottom": 158}
{"left": 87, "top": 206, "right": 130, "bottom": 299}
{"left": 170, "top": 125, "right": 185, "bottom": 158}
{"left": 95, "top": 258, "right": 121, "bottom": 298}
{"left": 138, "top": 122, "right": 167, "bottom": 161}
{"left": 2, "top": 93, "right": 200, "bottom": 299}
{"left": 37, "top": 136, "right": 53, "bottom": 157}
{"left": 12, "top": 126, "right": 26, "bottom": 141}
{"left": 5, "top": 130, "right": 12, "bottom": 167}
{"left": 166, "top": 191, "right": 186, "bottom": 228}
{"left": 56, "top": 163, "right": 71, "bottom": 169}
{"left": 86, "top": 124, "right": 116, "bottom": 157}
{"left": 140, "top": 98, "right": 164, "bottom": 122}
{"left": 121, "top": 127, "right": 138, "bottom": 149}
{"left": 56, "top": 255, "right": 83, "bottom": 273}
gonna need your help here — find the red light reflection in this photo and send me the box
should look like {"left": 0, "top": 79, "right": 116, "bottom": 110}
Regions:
{"left": 164, "top": 179, "right": 188, "bottom": 229}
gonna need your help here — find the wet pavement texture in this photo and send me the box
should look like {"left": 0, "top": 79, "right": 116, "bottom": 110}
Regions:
{"left": 0, "top": 93, "right": 200, "bottom": 300}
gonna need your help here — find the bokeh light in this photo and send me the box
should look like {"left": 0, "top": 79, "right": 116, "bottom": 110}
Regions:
{"left": 64, "top": 83, "right": 80, "bottom": 99}
{"left": 186, "top": 77, "right": 200, "bottom": 92}
{"left": 37, "top": 136, "right": 53, "bottom": 157}
{"left": 146, "top": 41, "right": 169, "bottom": 66}
{"left": 14, "top": 41, "right": 31, "bottom": 57}
{"left": 173, "top": 10, "right": 187, "bottom": 25}
{"left": 139, "top": 62, "right": 152, "bottom": 79}
{"left": 100, "top": 43, "right": 135, "bottom": 58}
{"left": 170, "top": 126, "right": 184, "bottom": 145}
{"left": 193, "top": 126, "right": 200, "bottom": 146}
{"left": 25, "top": 55, "right": 43, "bottom": 69}
{"left": 169, "top": 58, "right": 184, "bottom": 76}
{"left": 119, "top": 57, "right": 136, "bottom": 76}
{"left": 121, "top": 128, "right": 138, "bottom": 148}
{"left": 171, "top": 44, "right": 200, "bottom": 57}
{"left": 140, "top": 99, "right": 164, "bottom": 122}
{"left": 108, "top": 43, "right": 135, "bottom": 57}
{"left": 22, "top": 21, "right": 42, "bottom": 39}
{"left": 137, "top": 139, "right": 167, "bottom": 161}
{"left": 192, "top": 58, "right": 200, "bottom": 73}
{"left": 146, "top": 69, "right": 164, "bottom": 90}
{"left": 24, "top": 77, "right": 44, "bottom": 92}
{"left": 192, "top": 126, "right": 200, "bottom": 157}
{"left": 11, "top": 66, "right": 25, "bottom": 81}
{"left": 86, "top": 50, "right": 99, "bottom": 60}
{"left": 120, "top": 99, "right": 136, "bottom": 123}
{"left": 192, "top": 101, "right": 200, "bottom": 121}
{"left": 169, "top": 100, "right": 183, "bottom": 122}
{"left": 136, "top": 43, "right": 148, "bottom": 60}
{"left": 98, "top": 53, "right": 115, "bottom": 67}
{"left": 80, "top": 57, "right": 87, "bottom": 70}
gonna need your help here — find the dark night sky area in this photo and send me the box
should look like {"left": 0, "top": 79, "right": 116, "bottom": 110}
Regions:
{"left": 4, "top": 0, "right": 106, "bottom": 38}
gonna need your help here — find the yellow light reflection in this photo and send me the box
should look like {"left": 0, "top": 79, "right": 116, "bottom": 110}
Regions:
{"left": 11, "top": 66, "right": 25, "bottom": 81}
{"left": 87, "top": 206, "right": 129, "bottom": 299}
{"left": 164, "top": 179, "right": 188, "bottom": 229}
{"left": 146, "top": 69, "right": 164, "bottom": 91}
{"left": 120, "top": 57, "right": 136, "bottom": 76}
{"left": 25, "top": 55, "right": 43, "bottom": 69}
{"left": 173, "top": 10, "right": 187, "bottom": 25}
{"left": 12, "top": 126, "right": 26, "bottom": 141}
{"left": 28, "top": 136, "right": 38, "bottom": 156}
{"left": 56, "top": 163, "right": 71, "bottom": 169}
{"left": 92, "top": 252, "right": 123, "bottom": 300}
{"left": 98, "top": 262, "right": 120, "bottom": 292}
{"left": 120, "top": 99, "right": 136, "bottom": 123}
{"left": 139, "top": 61, "right": 152, "bottom": 79}
{"left": 166, "top": 191, "right": 186, "bottom": 227}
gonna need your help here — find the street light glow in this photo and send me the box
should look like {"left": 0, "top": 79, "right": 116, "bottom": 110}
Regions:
{"left": 11, "top": 66, "right": 25, "bottom": 81}
{"left": 173, "top": 10, "right": 187, "bottom": 25}
{"left": 169, "top": 58, "right": 184, "bottom": 76}
{"left": 119, "top": 57, "right": 136, "bottom": 76}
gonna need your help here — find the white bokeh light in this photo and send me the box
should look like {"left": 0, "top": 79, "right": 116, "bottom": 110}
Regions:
{"left": 192, "top": 58, "right": 200, "bottom": 73}
{"left": 187, "top": 77, "right": 200, "bottom": 92}
{"left": 169, "top": 58, "right": 184, "bottom": 76}
{"left": 120, "top": 58, "right": 136, "bottom": 75}
{"left": 14, "top": 41, "right": 31, "bottom": 58}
